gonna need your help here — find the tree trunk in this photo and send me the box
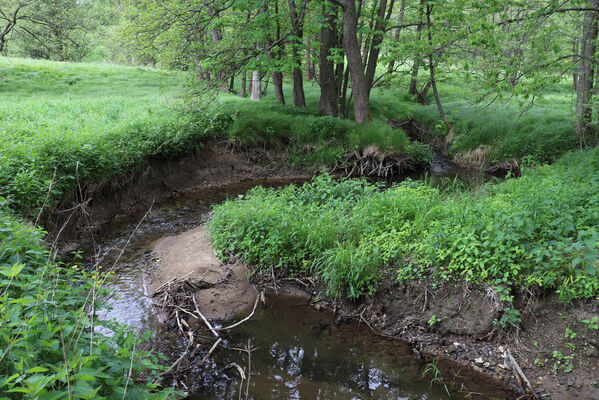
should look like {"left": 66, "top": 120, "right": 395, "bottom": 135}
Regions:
{"left": 288, "top": 0, "right": 307, "bottom": 107}
{"left": 426, "top": 4, "right": 452, "bottom": 133}
{"left": 319, "top": 2, "right": 339, "bottom": 116}
{"left": 305, "top": 35, "right": 313, "bottom": 80}
{"left": 386, "top": 0, "right": 406, "bottom": 86}
{"left": 229, "top": 75, "right": 235, "bottom": 92}
{"left": 251, "top": 71, "right": 261, "bottom": 101}
{"left": 365, "top": 0, "right": 393, "bottom": 94}
{"left": 573, "top": 37, "right": 580, "bottom": 91}
{"left": 241, "top": 71, "right": 247, "bottom": 97}
{"left": 409, "top": 0, "right": 425, "bottom": 96}
{"left": 292, "top": 67, "right": 306, "bottom": 106}
{"left": 575, "top": 0, "right": 599, "bottom": 145}
{"left": 272, "top": 72, "right": 285, "bottom": 104}
{"left": 342, "top": 0, "right": 370, "bottom": 124}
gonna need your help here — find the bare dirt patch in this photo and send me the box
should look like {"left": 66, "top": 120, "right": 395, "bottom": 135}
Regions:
{"left": 151, "top": 226, "right": 258, "bottom": 321}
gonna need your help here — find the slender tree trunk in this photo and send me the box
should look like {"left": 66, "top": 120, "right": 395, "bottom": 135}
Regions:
{"left": 229, "top": 76, "right": 235, "bottom": 92}
{"left": 342, "top": 0, "right": 370, "bottom": 123}
{"left": 272, "top": 72, "right": 285, "bottom": 104}
{"left": 305, "top": 35, "right": 313, "bottom": 80}
{"left": 288, "top": 0, "right": 307, "bottom": 107}
{"left": 575, "top": 0, "right": 599, "bottom": 145}
{"left": 319, "top": 2, "right": 339, "bottom": 116}
{"left": 409, "top": 0, "right": 425, "bottom": 96}
{"left": 573, "top": 37, "right": 580, "bottom": 91}
{"left": 386, "top": 0, "right": 406, "bottom": 86}
{"left": 269, "top": 0, "right": 286, "bottom": 104}
{"left": 241, "top": 71, "right": 247, "bottom": 97}
{"left": 251, "top": 71, "right": 261, "bottom": 100}
{"left": 426, "top": 4, "right": 452, "bottom": 133}
{"left": 365, "top": 0, "right": 393, "bottom": 94}
{"left": 341, "top": 65, "right": 350, "bottom": 117}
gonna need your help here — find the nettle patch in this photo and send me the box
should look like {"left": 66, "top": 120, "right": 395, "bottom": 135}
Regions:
{"left": 0, "top": 204, "right": 174, "bottom": 399}
{"left": 209, "top": 148, "right": 599, "bottom": 305}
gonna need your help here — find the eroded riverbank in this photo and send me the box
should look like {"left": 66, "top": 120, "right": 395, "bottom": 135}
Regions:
{"left": 69, "top": 143, "right": 598, "bottom": 400}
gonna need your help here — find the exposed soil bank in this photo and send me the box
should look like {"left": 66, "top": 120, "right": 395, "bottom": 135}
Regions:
{"left": 49, "top": 141, "right": 311, "bottom": 247}
{"left": 396, "top": 118, "right": 520, "bottom": 174}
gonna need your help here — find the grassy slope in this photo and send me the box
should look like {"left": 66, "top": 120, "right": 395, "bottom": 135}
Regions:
{"left": 412, "top": 76, "right": 578, "bottom": 164}
{"left": 0, "top": 57, "right": 222, "bottom": 215}
{"left": 0, "top": 58, "right": 175, "bottom": 397}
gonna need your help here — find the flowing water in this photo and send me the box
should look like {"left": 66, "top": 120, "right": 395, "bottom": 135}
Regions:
{"left": 85, "top": 159, "right": 496, "bottom": 399}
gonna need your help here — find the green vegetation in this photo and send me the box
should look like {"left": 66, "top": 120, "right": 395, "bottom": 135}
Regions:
{"left": 412, "top": 81, "right": 578, "bottom": 165}
{"left": 0, "top": 57, "right": 233, "bottom": 216}
{"left": 0, "top": 202, "right": 174, "bottom": 398}
{"left": 209, "top": 148, "right": 599, "bottom": 302}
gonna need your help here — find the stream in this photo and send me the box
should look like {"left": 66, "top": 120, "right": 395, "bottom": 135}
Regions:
{"left": 84, "top": 156, "right": 497, "bottom": 399}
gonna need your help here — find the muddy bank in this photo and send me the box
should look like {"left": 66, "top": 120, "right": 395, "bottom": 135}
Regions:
{"left": 151, "top": 226, "right": 258, "bottom": 321}
{"left": 49, "top": 141, "right": 312, "bottom": 248}
{"left": 149, "top": 223, "right": 521, "bottom": 399}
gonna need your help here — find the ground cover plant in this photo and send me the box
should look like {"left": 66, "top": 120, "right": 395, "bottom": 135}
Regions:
{"left": 0, "top": 57, "right": 234, "bottom": 217}
{"left": 0, "top": 201, "right": 174, "bottom": 399}
{"left": 411, "top": 80, "right": 578, "bottom": 165}
{"left": 209, "top": 147, "right": 599, "bottom": 304}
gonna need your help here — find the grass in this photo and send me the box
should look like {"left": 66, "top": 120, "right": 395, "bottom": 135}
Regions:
{"left": 411, "top": 79, "right": 579, "bottom": 164}
{"left": 209, "top": 147, "right": 599, "bottom": 304}
{"left": 220, "top": 84, "right": 425, "bottom": 168}
{"left": 0, "top": 57, "right": 234, "bottom": 216}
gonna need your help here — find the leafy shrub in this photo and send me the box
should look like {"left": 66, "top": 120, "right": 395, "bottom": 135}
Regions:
{"left": 406, "top": 141, "right": 434, "bottom": 166}
{"left": 210, "top": 148, "right": 599, "bottom": 302}
{"left": 0, "top": 203, "right": 173, "bottom": 399}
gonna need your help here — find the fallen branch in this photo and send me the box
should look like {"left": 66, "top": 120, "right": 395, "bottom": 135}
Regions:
{"left": 192, "top": 294, "right": 220, "bottom": 338}
{"left": 201, "top": 338, "right": 223, "bottom": 363}
{"left": 507, "top": 348, "right": 535, "bottom": 395}
{"left": 159, "top": 331, "right": 194, "bottom": 377}
{"left": 223, "top": 362, "right": 246, "bottom": 380}
{"left": 217, "top": 293, "right": 261, "bottom": 331}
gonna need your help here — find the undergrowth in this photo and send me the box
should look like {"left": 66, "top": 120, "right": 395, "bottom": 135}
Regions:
{"left": 0, "top": 202, "right": 174, "bottom": 398}
{"left": 412, "top": 82, "right": 578, "bottom": 164}
{"left": 209, "top": 148, "right": 599, "bottom": 301}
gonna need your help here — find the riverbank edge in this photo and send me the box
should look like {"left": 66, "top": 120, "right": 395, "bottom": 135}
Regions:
{"left": 396, "top": 118, "right": 521, "bottom": 174}
{"left": 52, "top": 142, "right": 595, "bottom": 400}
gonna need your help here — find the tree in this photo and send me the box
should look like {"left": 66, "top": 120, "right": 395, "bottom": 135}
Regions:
{"left": 1, "top": 0, "right": 90, "bottom": 59}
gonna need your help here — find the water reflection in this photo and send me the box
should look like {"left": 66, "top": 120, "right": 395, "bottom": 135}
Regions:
{"left": 192, "top": 295, "right": 450, "bottom": 400}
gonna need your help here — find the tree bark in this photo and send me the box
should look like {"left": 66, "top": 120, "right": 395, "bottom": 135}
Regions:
{"left": 241, "top": 71, "right": 247, "bottom": 97}
{"left": 272, "top": 72, "right": 285, "bottom": 104}
{"left": 288, "top": 0, "right": 307, "bottom": 107}
{"left": 575, "top": 0, "right": 599, "bottom": 145}
{"left": 342, "top": 0, "right": 370, "bottom": 124}
{"left": 365, "top": 0, "right": 394, "bottom": 94}
{"left": 319, "top": 2, "right": 339, "bottom": 116}
{"left": 409, "top": 0, "right": 425, "bottom": 96}
{"left": 573, "top": 37, "right": 579, "bottom": 91}
{"left": 386, "top": 0, "right": 406, "bottom": 85}
{"left": 426, "top": 4, "right": 452, "bottom": 133}
{"left": 305, "top": 35, "right": 313, "bottom": 80}
{"left": 251, "top": 71, "right": 261, "bottom": 101}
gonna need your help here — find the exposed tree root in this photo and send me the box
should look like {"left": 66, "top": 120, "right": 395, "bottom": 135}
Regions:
{"left": 332, "top": 145, "right": 413, "bottom": 178}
